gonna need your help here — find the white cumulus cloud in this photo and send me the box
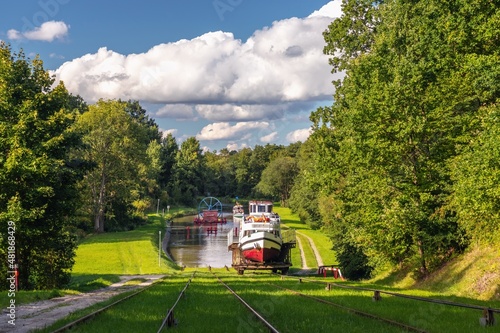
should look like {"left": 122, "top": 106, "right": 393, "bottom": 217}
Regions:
{"left": 52, "top": 4, "right": 343, "bottom": 109}
{"left": 309, "top": 0, "right": 343, "bottom": 18}
{"left": 286, "top": 128, "right": 312, "bottom": 143}
{"left": 8, "top": 21, "right": 69, "bottom": 42}
{"left": 196, "top": 122, "right": 270, "bottom": 141}
{"left": 261, "top": 132, "right": 278, "bottom": 143}
{"left": 49, "top": 1, "right": 344, "bottom": 149}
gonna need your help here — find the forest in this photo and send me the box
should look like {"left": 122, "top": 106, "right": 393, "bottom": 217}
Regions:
{"left": 1, "top": 0, "right": 499, "bottom": 289}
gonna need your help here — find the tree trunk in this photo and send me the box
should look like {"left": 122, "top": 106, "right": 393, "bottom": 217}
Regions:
{"left": 417, "top": 239, "right": 428, "bottom": 276}
{"left": 94, "top": 171, "right": 107, "bottom": 233}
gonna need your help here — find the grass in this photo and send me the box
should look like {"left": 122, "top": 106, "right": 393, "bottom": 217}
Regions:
{"left": 275, "top": 206, "right": 338, "bottom": 270}
{"left": 41, "top": 269, "right": 500, "bottom": 333}
{"left": 295, "top": 233, "right": 317, "bottom": 268}
{"left": 68, "top": 214, "right": 178, "bottom": 294}
{"left": 0, "top": 213, "right": 181, "bottom": 308}
{"left": 32, "top": 205, "right": 500, "bottom": 332}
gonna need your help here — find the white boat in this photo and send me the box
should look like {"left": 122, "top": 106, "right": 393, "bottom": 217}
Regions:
{"left": 238, "top": 201, "right": 282, "bottom": 263}
{"left": 232, "top": 203, "right": 244, "bottom": 220}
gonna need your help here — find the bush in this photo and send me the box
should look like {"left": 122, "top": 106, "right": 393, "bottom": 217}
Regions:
{"left": 336, "top": 242, "right": 373, "bottom": 281}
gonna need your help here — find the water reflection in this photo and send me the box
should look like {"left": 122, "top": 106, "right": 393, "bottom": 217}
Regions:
{"left": 167, "top": 215, "right": 235, "bottom": 268}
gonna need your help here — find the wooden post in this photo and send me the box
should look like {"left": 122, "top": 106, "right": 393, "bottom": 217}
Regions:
{"left": 480, "top": 308, "right": 495, "bottom": 327}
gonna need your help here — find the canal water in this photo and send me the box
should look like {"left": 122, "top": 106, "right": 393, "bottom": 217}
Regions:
{"left": 167, "top": 215, "right": 236, "bottom": 268}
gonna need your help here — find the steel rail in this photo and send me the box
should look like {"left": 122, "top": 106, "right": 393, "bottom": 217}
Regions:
{"left": 266, "top": 281, "right": 428, "bottom": 333}
{"left": 51, "top": 282, "right": 157, "bottom": 333}
{"left": 157, "top": 272, "right": 196, "bottom": 332}
{"left": 212, "top": 272, "right": 281, "bottom": 333}
{"left": 277, "top": 274, "right": 500, "bottom": 314}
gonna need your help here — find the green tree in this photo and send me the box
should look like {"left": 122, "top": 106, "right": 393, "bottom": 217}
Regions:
{"left": 311, "top": 0, "right": 497, "bottom": 275}
{"left": 75, "top": 99, "right": 150, "bottom": 232}
{"left": 256, "top": 156, "right": 298, "bottom": 206}
{"left": 171, "top": 137, "right": 205, "bottom": 205}
{"left": 289, "top": 136, "right": 325, "bottom": 229}
{"left": 0, "top": 43, "right": 83, "bottom": 289}
{"left": 204, "top": 149, "right": 237, "bottom": 198}
{"left": 159, "top": 133, "right": 179, "bottom": 188}
{"left": 450, "top": 104, "right": 500, "bottom": 244}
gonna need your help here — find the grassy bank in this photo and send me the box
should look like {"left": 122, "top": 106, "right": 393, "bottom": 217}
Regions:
{"left": 1, "top": 213, "right": 180, "bottom": 308}
{"left": 275, "top": 206, "right": 337, "bottom": 270}
{"left": 70, "top": 214, "right": 177, "bottom": 290}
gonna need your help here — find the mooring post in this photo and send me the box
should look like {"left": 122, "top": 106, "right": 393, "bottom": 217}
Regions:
{"left": 480, "top": 308, "right": 495, "bottom": 327}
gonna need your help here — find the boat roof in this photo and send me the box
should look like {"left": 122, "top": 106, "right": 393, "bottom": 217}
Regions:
{"left": 249, "top": 200, "right": 273, "bottom": 204}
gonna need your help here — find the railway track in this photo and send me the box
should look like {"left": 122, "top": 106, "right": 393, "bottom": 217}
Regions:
{"left": 211, "top": 272, "right": 281, "bottom": 333}
{"left": 50, "top": 281, "right": 159, "bottom": 333}
{"left": 45, "top": 269, "right": 497, "bottom": 332}
{"left": 262, "top": 280, "right": 428, "bottom": 333}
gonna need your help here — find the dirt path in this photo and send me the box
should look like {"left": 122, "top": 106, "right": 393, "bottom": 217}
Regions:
{"left": 297, "top": 231, "right": 324, "bottom": 267}
{"left": 295, "top": 236, "right": 309, "bottom": 269}
{"left": 1, "top": 275, "right": 165, "bottom": 333}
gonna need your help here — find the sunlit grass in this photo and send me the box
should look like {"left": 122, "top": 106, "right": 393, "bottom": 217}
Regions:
{"left": 72, "top": 214, "right": 176, "bottom": 276}
{"left": 275, "top": 206, "right": 338, "bottom": 269}
{"left": 296, "top": 233, "right": 317, "bottom": 268}
{"left": 40, "top": 268, "right": 500, "bottom": 333}
{"left": 1, "top": 214, "right": 179, "bottom": 308}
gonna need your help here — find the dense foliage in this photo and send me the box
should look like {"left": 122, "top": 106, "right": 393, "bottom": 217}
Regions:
{"left": 1, "top": 0, "right": 498, "bottom": 289}
{"left": 0, "top": 43, "right": 84, "bottom": 289}
{"left": 290, "top": 0, "right": 499, "bottom": 278}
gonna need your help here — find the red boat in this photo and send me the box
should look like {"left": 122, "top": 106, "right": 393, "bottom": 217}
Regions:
{"left": 238, "top": 201, "right": 282, "bottom": 263}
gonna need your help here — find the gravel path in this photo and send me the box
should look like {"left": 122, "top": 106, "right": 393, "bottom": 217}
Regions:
{"left": 1, "top": 275, "right": 165, "bottom": 333}
{"left": 297, "top": 231, "right": 324, "bottom": 267}
{"left": 295, "top": 236, "right": 309, "bottom": 269}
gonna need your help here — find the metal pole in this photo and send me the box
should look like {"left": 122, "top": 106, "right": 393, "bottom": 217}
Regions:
{"left": 157, "top": 199, "right": 160, "bottom": 215}
{"left": 159, "top": 230, "right": 161, "bottom": 267}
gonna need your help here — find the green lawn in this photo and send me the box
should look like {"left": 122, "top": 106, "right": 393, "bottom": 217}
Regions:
{"left": 275, "top": 206, "right": 338, "bottom": 269}
{"left": 41, "top": 270, "right": 500, "bottom": 333}
{"left": 0, "top": 214, "right": 179, "bottom": 308}
{"left": 70, "top": 214, "right": 178, "bottom": 290}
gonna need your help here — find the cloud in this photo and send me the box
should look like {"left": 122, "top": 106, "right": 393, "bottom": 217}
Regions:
{"left": 50, "top": 53, "right": 65, "bottom": 59}
{"left": 261, "top": 132, "right": 278, "bottom": 143}
{"left": 196, "top": 122, "right": 270, "bottom": 141}
{"left": 52, "top": 3, "right": 343, "bottom": 107}
{"left": 286, "top": 128, "right": 312, "bottom": 143}
{"left": 157, "top": 104, "right": 196, "bottom": 120}
{"left": 49, "top": 1, "right": 344, "bottom": 150}
{"left": 8, "top": 21, "right": 69, "bottom": 42}
{"left": 309, "top": 0, "right": 343, "bottom": 18}
{"left": 160, "top": 128, "right": 178, "bottom": 138}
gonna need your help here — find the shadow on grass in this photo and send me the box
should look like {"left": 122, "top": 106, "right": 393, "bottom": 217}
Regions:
{"left": 69, "top": 274, "right": 122, "bottom": 293}
{"left": 78, "top": 216, "right": 165, "bottom": 244}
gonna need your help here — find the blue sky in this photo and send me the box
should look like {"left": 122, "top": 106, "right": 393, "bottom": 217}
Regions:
{"left": 1, "top": 0, "right": 344, "bottom": 151}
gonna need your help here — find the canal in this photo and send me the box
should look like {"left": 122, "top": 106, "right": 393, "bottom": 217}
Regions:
{"left": 167, "top": 215, "right": 235, "bottom": 268}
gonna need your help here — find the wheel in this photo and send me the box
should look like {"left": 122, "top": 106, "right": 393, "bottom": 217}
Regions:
{"left": 198, "top": 197, "right": 223, "bottom": 218}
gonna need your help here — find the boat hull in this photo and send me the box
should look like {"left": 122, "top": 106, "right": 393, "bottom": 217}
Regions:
{"left": 239, "top": 231, "right": 282, "bottom": 263}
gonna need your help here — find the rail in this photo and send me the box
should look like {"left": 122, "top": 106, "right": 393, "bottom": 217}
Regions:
{"left": 51, "top": 283, "right": 157, "bottom": 333}
{"left": 157, "top": 272, "right": 196, "bottom": 332}
{"left": 277, "top": 273, "right": 499, "bottom": 326}
{"left": 266, "top": 281, "right": 428, "bottom": 333}
{"left": 212, "top": 272, "right": 281, "bottom": 333}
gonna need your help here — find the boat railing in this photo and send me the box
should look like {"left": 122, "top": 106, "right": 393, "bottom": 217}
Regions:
{"left": 227, "top": 229, "right": 235, "bottom": 247}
